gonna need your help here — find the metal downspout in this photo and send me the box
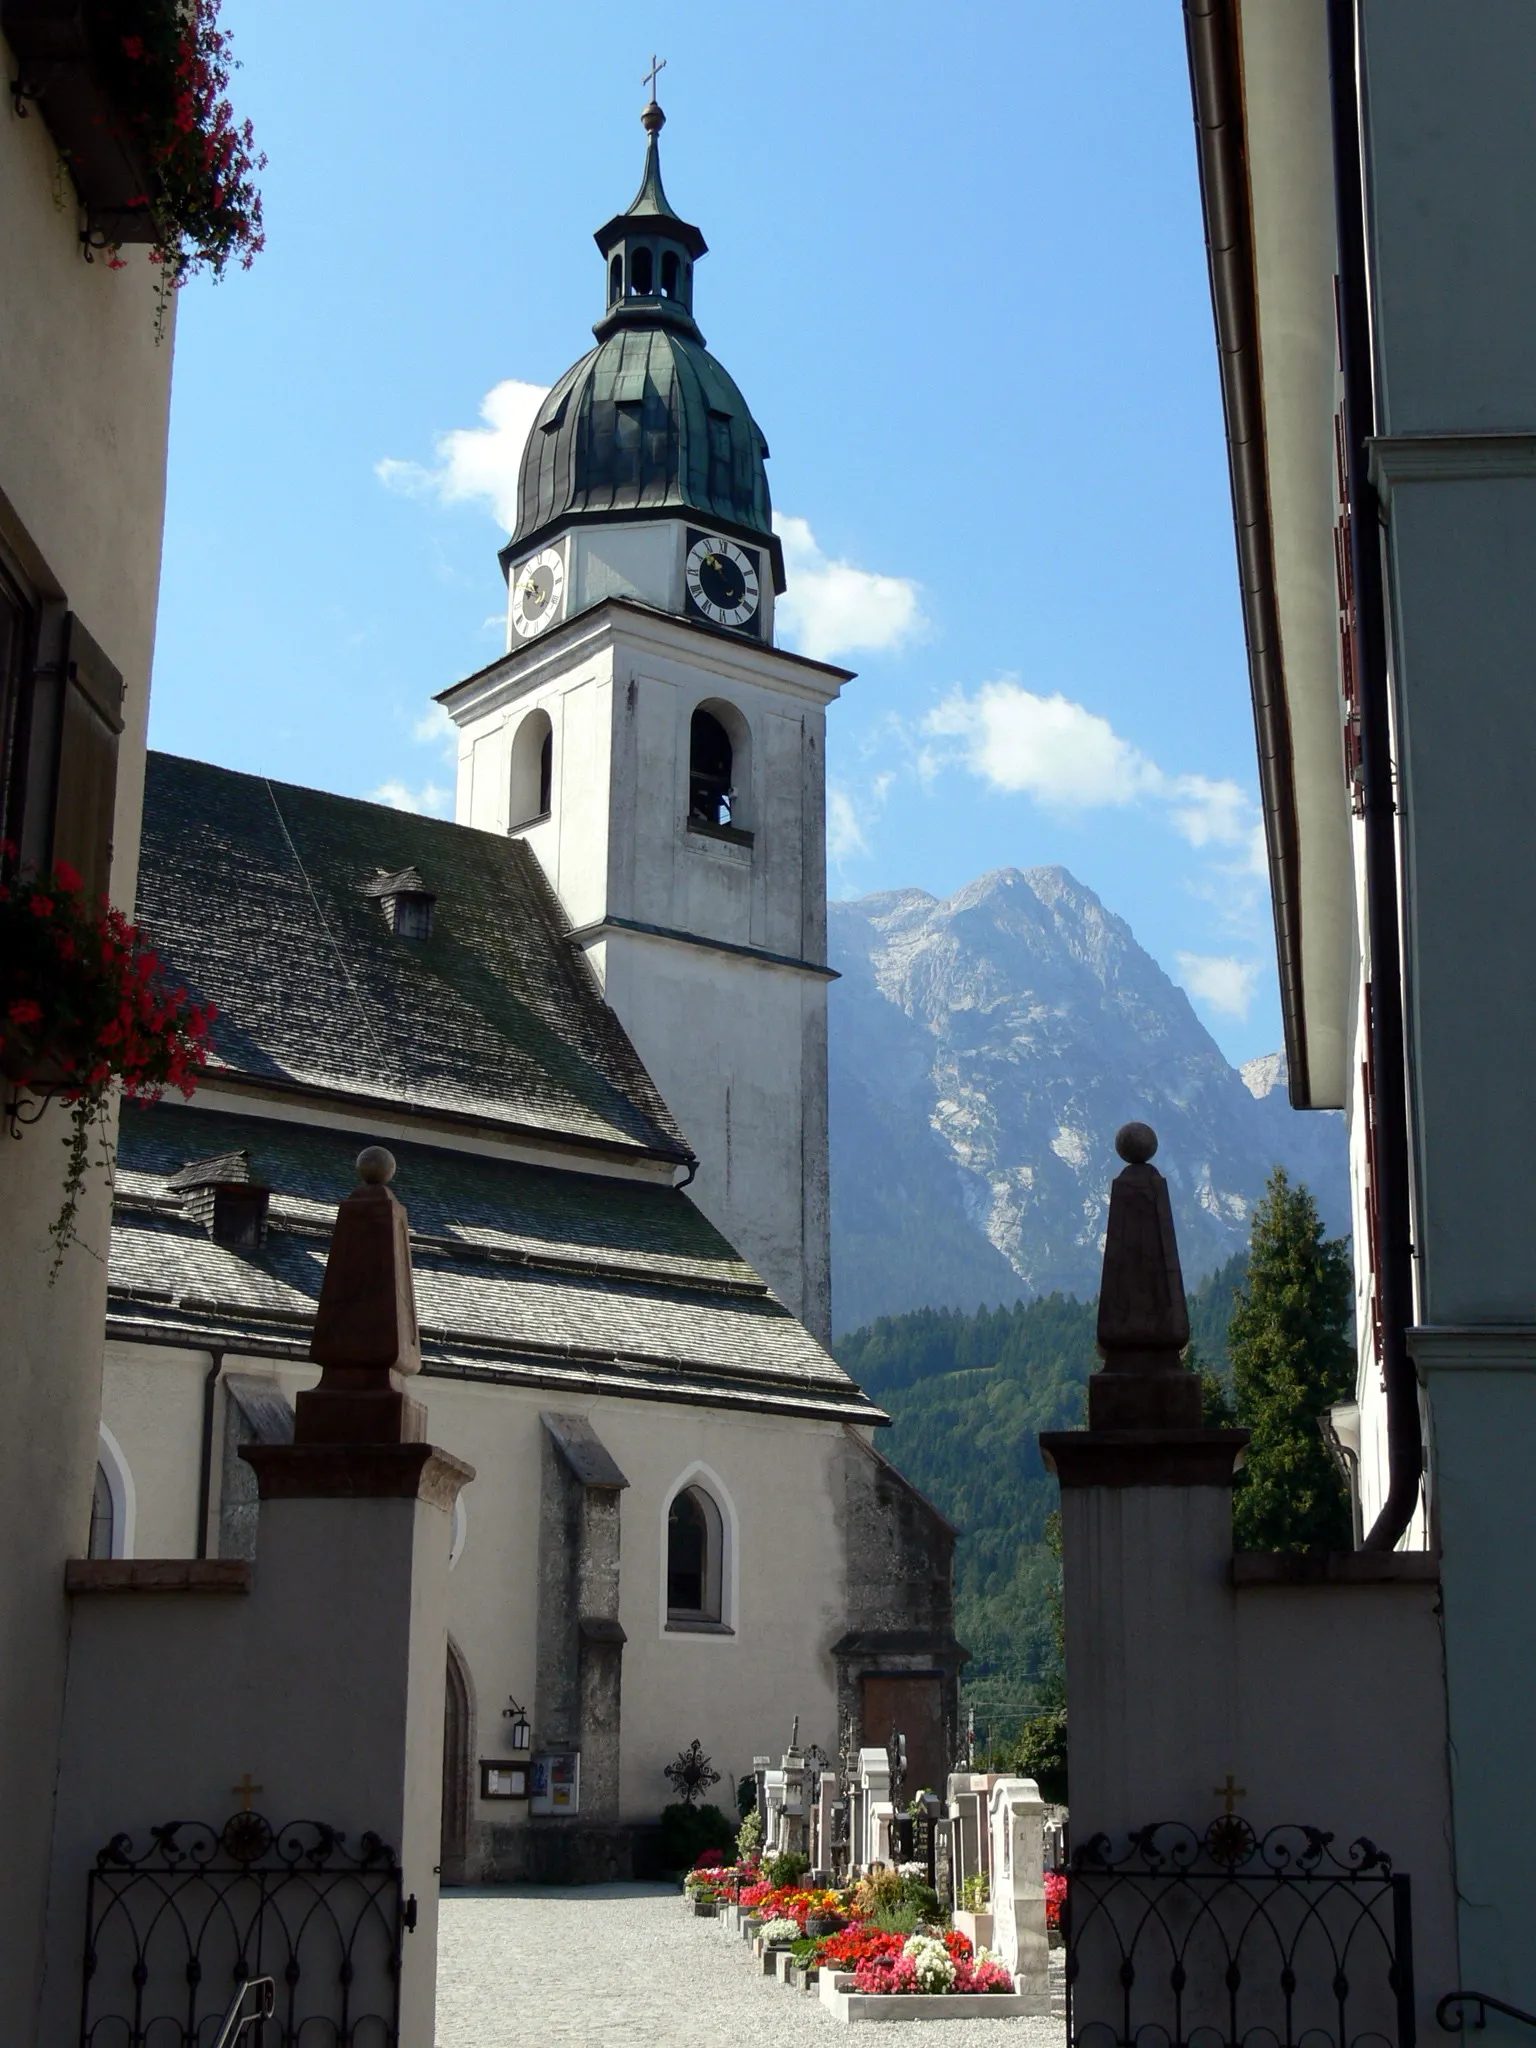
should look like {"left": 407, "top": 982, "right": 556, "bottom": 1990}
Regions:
{"left": 1325, "top": 0, "right": 1423, "bottom": 1550}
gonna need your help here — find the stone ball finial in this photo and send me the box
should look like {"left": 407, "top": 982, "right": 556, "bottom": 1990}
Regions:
{"left": 1115, "top": 1121, "right": 1158, "bottom": 1165}
{"left": 356, "top": 1146, "right": 397, "bottom": 1186}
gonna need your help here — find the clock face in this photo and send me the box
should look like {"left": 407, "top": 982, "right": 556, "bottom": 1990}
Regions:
{"left": 685, "top": 533, "right": 761, "bottom": 631}
{"left": 510, "top": 547, "right": 566, "bottom": 640}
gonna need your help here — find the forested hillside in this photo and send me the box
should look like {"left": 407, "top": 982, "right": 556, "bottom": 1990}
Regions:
{"left": 838, "top": 1258, "right": 1247, "bottom": 1724}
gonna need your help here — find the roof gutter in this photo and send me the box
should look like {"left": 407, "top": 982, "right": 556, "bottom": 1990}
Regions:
{"left": 1182, "top": 0, "right": 1310, "bottom": 1105}
{"left": 1325, "top": 0, "right": 1422, "bottom": 1551}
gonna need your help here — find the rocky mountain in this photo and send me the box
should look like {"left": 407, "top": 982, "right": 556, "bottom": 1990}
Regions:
{"left": 827, "top": 867, "right": 1348, "bottom": 1334}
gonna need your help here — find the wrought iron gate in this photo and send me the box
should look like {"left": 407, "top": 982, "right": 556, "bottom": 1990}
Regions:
{"left": 1065, "top": 1816, "right": 1415, "bottom": 2048}
{"left": 81, "top": 1810, "right": 409, "bottom": 2047}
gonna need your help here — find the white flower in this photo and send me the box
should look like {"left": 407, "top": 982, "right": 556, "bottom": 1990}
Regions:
{"left": 760, "top": 1917, "right": 801, "bottom": 1945}
{"left": 902, "top": 1934, "right": 956, "bottom": 1992}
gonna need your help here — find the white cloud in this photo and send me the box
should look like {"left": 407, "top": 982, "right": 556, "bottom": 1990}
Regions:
{"left": 368, "top": 779, "right": 453, "bottom": 817}
{"left": 377, "top": 378, "right": 551, "bottom": 530}
{"left": 1177, "top": 952, "right": 1261, "bottom": 1021}
{"left": 774, "top": 515, "right": 926, "bottom": 662}
{"left": 927, "top": 679, "right": 1156, "bottom": 810}
{"left": 827, "top": 787, "right": 870, "bottom": 862}
{"left": 925, "top": 677, "right": 1258, "bottom": 854}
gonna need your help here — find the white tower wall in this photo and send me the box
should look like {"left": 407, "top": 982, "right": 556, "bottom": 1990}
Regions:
{"left": 445, "top": 597, "right": 846, "bottom": 1343}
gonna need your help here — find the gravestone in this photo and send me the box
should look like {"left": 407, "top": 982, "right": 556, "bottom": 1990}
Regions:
{"left": 988, "top": 1775, "right": 1048, "bottom": 1989}
{"left": 856, "top": 1746, "right": 892, "bottom": 1869}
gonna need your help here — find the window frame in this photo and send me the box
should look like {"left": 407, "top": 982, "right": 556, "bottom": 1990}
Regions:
{"left": 661, "top": 1464, "right": 737, "bottom": 1638}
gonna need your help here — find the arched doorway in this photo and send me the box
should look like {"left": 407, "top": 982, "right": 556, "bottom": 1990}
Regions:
{"left": 441, "top": 1641, "right": 472, "bottom": 1885}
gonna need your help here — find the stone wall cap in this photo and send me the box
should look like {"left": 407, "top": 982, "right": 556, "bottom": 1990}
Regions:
{"left": 241, "top": 1442, "right": 475, "bottom": 1508}
{"left": 1040, "top": 1427, "right": 1249, "bottom": 1488}
{"left": 66, "top": 1559, "right": 252, "bottom": 1595}
{"left": 1233, "top": 1549, "right": 1439, "bottom": 1587}
{"left": 540, "top": 1411, "right": 630, "bottom": 1490}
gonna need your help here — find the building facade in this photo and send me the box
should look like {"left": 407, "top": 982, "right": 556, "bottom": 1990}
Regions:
{"left": 1187, "top": 0, "right": 1536, "bottom": 2014}
{"left": 0, "top": 24, "right": 176, "bottom": 2031}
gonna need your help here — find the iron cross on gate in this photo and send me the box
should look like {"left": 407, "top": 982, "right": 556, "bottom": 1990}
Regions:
{"left": 231, "top": 1772, "right": 264, "bottom": 1813}
{"left": 1213, "top": 1773, "right": 1246, "bottom": 1816}
{"left": 642, "top": 54, "right": 666, "bottom": 100}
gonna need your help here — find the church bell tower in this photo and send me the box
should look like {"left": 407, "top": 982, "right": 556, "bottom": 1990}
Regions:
{"left": 439, "top": 88, "right": 850, "bottom": 1344}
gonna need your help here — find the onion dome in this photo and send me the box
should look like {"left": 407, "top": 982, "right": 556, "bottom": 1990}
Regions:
{"left": 504, "top": 99, "right": 784, "bottom": 592}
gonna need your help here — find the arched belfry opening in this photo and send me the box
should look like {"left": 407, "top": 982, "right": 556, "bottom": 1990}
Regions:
{"left": 688, "top": 708, "right": 733, "bottom": 828}
{"left": 510, "top": 708, "right": 553, "bottom": 829}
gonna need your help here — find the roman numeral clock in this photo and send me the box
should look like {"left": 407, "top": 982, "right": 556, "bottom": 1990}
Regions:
{"left": 684, "top": 529, "right": 761, "bottom": 633}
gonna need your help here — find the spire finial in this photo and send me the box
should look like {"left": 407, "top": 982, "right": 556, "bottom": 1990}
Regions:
{"left": 642, "top": 53, "right": 666, "bottom": 132}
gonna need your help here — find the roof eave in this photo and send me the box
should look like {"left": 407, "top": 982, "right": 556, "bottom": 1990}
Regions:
{"left": 1185, "top": 0, "right": 1320, "bottom": 1108}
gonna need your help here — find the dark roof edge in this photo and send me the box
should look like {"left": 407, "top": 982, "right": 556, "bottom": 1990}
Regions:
{"left": 103, "top": 1316, "right": 888, "bottom": 1427}
{"left": 1184, "top": 0, "right": 1312, "bottom": 1106}
{"left": 569, "top": 914, "right": 838, "bottom": 982}
{"left": 438, "top": 594, "right": 856, "bottom": 705}
{"left": 196, "top": 1068, "right": 692, "bottom": 1172}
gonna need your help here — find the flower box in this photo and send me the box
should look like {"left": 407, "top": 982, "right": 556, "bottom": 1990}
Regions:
{"left": 952, "top": 1910, "right": 993, "bottom": 1952}
{"left": 2, "top": 0, "right": 156, "bottom": 243}
{"left": 690, "top": 1897, "right": 717, "bottom": 1918}
{"left": 818, "top": 1969, "right": 1050, "bottom": 2024}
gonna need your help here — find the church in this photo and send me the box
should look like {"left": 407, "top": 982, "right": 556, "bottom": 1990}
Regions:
{"left": 94, "top": 96, "right": 963, "bottom": 1882}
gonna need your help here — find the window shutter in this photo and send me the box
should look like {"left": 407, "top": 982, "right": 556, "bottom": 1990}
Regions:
{"left": 48, "top": 611, "right": 123, "bottom": 901}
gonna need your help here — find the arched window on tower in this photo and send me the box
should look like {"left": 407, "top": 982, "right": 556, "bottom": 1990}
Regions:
{"left": 509, "top": 708, "right": 553, "bottom": 829}
{"left": 609, "top": 254, "right": 622, "bottom": 303}
{"left": 689, "top": 708, "right": 734, "bottom": 827}
{"left": 661, "top": 250, "right": 679, "bottom": 299}
{"left": 667, "top": 1485, "right": 724, "bottom": 1625}
{"left": 630, "top": 245, "right": 654, "bottom": 296}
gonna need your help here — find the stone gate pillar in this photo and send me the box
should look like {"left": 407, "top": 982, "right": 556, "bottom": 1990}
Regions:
{"left": 1039, "top": 1123, "right": 1247, "bottom": 1842}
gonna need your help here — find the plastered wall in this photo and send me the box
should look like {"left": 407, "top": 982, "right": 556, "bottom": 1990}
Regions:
{"left": 0, "top": 57, "right": 175, "bottom": 2033}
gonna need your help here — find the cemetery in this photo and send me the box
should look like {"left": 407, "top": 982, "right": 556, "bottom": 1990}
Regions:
{"left": 668, "top": 1726, "right": 1064, "bottom": 2023}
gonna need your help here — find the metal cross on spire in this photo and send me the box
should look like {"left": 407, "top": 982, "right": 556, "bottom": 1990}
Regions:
{"left": 642, "top": 53, "right": 666, "bottom": 102}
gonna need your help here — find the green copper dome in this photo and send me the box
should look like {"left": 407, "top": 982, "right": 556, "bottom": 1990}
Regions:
{"left": 505, "top": 103, "right": 784, "bottom": 592}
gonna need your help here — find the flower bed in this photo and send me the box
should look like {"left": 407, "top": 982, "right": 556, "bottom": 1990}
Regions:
{"left": 853, "top": 1934, "right": 1014, "bottom": 1996}
{"left": 1, "top": 851, "right": 213, "bottom": 1270}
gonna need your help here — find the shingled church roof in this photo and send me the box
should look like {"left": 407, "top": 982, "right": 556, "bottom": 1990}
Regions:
{"left": 109, "top": 1104, "right": 882, "bottom": 1424}
{"left": 135, "top": 753, "right": 689, "bottom": 1166}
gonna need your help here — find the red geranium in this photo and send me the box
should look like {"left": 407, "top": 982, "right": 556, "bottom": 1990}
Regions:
{"left": 1045, "top": 1870, "right": 1067, "bottom": 1932}
{"left": 1, "top": 849, "right": 214, "bottom": 1273}
{"left": 84, "top": 0, "right": 266, "bottom": 316}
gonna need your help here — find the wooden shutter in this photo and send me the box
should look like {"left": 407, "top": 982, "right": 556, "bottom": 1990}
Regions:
{"left": 47, "top": 611, "right": 123, "bottom": 901}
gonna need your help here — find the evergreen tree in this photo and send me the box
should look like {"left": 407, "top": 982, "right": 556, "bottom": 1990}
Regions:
{"left": 1228, "top": 1168, "right": 1355, "bottom": 1552}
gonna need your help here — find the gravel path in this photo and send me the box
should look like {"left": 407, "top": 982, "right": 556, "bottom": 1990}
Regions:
{"left": 437, "top": 1883, "right": 1067, "bottom": 2046}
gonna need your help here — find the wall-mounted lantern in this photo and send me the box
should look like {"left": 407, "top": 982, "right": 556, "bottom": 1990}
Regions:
{"left": 502, "top": 1697, "right": 532, "bottom": 1754}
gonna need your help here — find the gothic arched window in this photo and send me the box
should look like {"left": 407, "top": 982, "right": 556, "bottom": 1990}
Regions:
{"left": 510, "top": 708, "right": 553, "bottom": 829}
{"left": 88, "top": 1463, "right": 114, "bottom": 1560}
{"left": 667, "top": 1484, "right": 723, "bottom": 1624}
{"left": 689, "top": 709, "right": 733, "bottom": 827}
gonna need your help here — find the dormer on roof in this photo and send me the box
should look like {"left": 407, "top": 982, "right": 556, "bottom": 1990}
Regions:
{"left": 364, "top": 866, "right": 436, "bottom": 941}
{"left": 167, "top": 1150, "right": 270, "bottom": 1249}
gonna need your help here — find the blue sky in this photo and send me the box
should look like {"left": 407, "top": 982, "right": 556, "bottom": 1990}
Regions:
{"left": 149, "top": 0, "right": 1280, "bottom": 1065}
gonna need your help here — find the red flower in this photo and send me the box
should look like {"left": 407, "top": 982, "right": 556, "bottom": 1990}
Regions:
{"left": 7, "top": 999, "right": 42, "bottom": 1026}
{"left": 121, "top": 34, "right": 144, "bottom": 57}
{"left": 31, "top": 896, "right": 54, "bottom": 918}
